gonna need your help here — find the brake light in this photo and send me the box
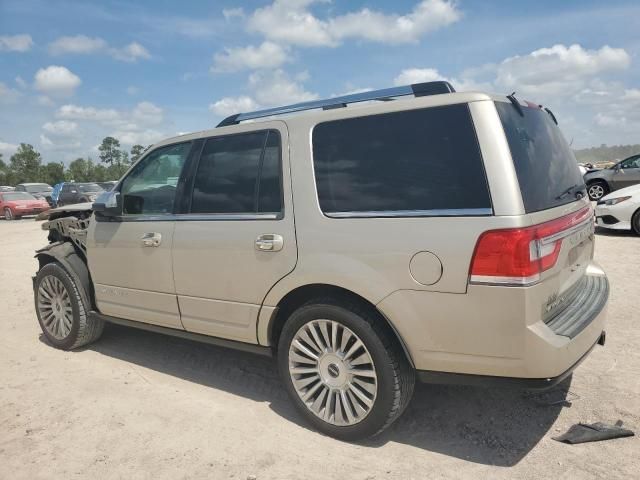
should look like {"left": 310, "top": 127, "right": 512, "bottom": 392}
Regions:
{"left": 470, "top": 206, "right": 592, "bottom": 286}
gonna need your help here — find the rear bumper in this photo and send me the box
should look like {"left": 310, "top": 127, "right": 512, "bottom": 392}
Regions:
{"left": 377, "top": 262, "right": 609, "bottom": 380}
{"left": 417, "top": 331, "right": 605, "bottom": 390}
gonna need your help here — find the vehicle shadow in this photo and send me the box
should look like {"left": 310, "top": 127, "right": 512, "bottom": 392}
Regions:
{"left": 595, "top": 227, "right": 636, "bottom": 237}
{"left": 70, "top": 324, "right": 568, "bottom": 467}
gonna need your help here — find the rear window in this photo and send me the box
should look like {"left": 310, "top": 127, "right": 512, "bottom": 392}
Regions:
{"left": 495, "top": 102, "right": 584, "bottom": 213}
{"left": 312, "top": 104, "right": 491, "bottom": 216}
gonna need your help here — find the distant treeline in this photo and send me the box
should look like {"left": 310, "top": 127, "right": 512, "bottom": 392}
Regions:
{"left": 573, "top": 144, "right": 640, "bottom": 164}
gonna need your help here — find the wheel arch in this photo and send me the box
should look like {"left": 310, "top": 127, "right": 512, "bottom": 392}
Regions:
{"left": 35, "top": 242, "right": 94, "bottom": 310}
{"left": 263, "top": 283, "right": 415, "bottom": 368}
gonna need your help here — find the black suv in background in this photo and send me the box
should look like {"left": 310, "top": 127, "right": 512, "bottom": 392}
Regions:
{"left": 57, "top": 183, "right": 104, "bottom": 206}
{"left": 584, "top": 154, "right": 640, "bottom": 200}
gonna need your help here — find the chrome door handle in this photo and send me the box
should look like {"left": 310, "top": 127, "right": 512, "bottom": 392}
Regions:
{"left": 255, "top": 234, "right": 283, "bottom": 252}
{"left": 141, "top": 232, "right": 162, "bottom": 247}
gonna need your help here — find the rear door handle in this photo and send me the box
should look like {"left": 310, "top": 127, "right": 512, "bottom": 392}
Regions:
{"left": 255, "top": 234, "right": 283, "bottom": 252}
{"left": 141, "top": 232, "right": 162, "bottom": 247}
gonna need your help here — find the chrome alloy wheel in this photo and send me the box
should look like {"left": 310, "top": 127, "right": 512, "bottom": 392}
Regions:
{"left": 288, "top": 319, "right": 378, "bottom": 426}
{"left": 37, "top": 275, "right": 73, "bottom": 340}
{"left": 588, "top": 184, "right": 605, "bottom": 200}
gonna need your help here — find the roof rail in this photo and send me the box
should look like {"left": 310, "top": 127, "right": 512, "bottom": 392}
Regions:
{"left": 216, "top": 81, "right": 456, "bottom": 127}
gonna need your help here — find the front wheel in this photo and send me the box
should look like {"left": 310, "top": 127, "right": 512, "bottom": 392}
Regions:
{"left": 4, "top": 207, "right": 14, "bottom": 220}
{"left": 34, "top": 262, "right": 104, "bottom": 350}
{"left": 632, "top": 209, "right": 640, "bottom": 235}
{"left": 587, "top": 181, "right": 609, "bottom": 201}
{"left": 278, "top": 301, "right": 414, "bottom": 440}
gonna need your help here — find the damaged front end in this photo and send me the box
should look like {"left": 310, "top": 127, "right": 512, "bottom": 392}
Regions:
{"left": 36, "top": 203, "right": 93, "bottom": 254}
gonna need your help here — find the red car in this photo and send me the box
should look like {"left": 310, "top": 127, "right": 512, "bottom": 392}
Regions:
{"left": 0, "top": 192, "right": 51, "bottom": 220}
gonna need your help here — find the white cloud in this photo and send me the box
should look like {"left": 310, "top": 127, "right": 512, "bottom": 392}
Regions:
{"left": 15, "top": 76, "right": 27, "bottom": 89}
{"left": 393, "top": 67, "right": 489, "bottom": 91}
{"left": 55, "top": 102, "right": 166, "bottom": 146}
{"left": 34, "top": 66, "right": 82, "bottom": 97}
{"left": 42, "top": 120, "right": 79, "bottom": 137}
{"left": 212, "top": 41, "right": 289, "bottom": 73}
{"left": 110, "top": 42, "right": 151, "bottom": 62}
{"left": 495, "top": 44, "right": 630, "bottom": 95}
{"left": 249, "top": 69, "right": 318, "bottom": 106}
{"left": 37, "top": 95, "right": 55, "bottom": 107}
{"left": 0, "top": 141, "right": 19, "bottom": 156}
{"left": 48, "top": 35, "right": 107, "bottom": 55}
{"left": 209, "top": 96, "right": 260, "bottom": 116}
{"left": 0, "top": 34, "right": 33, "bottom": 52}
{"left": 126, "top": 86, "right": 139, "bottom": 95}
{"left": 247, "top": 0, "right": 460, "bottom": 47}
{"left": 0, "top": 82, "right": 22, "bottom": 103}
{"left": 48, "top": 35, "right": 151, "bottom": 62}
{"left": 223, "top": 7, "right": 245, "bottom": 20}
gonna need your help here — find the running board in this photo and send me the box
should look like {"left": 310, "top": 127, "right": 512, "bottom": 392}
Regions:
{"left": 89, "top": 311, "right": 273, "bottom": 357}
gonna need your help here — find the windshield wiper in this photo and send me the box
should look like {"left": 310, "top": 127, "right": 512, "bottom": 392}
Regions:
{"left": 555, "top": 184, "right": 586, "bottom": 200}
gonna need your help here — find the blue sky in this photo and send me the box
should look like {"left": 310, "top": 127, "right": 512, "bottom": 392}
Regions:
{"left": 1, "top": 0, "right": 639, "bottom": 164}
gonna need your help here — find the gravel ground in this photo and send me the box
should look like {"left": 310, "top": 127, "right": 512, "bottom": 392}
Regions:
{"left": 0, "top": 218, "right": 638, "bottom": 480}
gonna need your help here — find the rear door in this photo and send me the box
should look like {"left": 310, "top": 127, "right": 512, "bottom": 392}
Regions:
{"left": 172, "top": 122, "right": 297, "bottom": 343}
{"left": 611, "top": 155, "right": 640, "bottom": 189}
{"left": 58, "top": 184, "right": 74, "bottom": 206}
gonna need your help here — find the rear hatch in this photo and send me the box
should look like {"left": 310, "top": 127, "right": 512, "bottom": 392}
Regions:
{"left": 471, "top": 100, "right": 602, "bottom": 336}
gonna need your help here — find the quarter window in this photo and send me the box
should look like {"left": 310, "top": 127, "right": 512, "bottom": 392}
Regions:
{"left": 312, "top": 104, "right": 491, "bottom": 215}
{"left": 190, "top": 130, "right": 283, "bottom": 215}
{"left": 120, "top": 142, "right": 192, "bottom": 215}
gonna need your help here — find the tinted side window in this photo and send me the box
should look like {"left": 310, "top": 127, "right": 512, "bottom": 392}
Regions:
{"left": 190, "top": 130, "right": 283, "bottom": 214}
{"left": 312, "top": 104, "right": 491, "bottom": 215}
{"left": 120, "top": 142, "right": 191, "bottom": 215}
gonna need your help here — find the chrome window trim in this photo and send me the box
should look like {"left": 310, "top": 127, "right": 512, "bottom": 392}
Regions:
{"left": 325, "top": 208, "right": 493, "bottom": 219}
{"left": 539, "top": 216, "right": 593, "bottom": 245}
{"left": 116, "top": 212, "right": 281, "bottom": 222}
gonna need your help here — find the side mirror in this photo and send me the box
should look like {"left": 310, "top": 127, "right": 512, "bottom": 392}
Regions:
{"left": 93, "top": 191, "right": 121, "bottom": 217}
{"left": 613, "top": 164, "right": 621, "bottom": 172}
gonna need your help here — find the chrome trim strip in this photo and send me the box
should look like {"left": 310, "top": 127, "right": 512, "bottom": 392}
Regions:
{"left": 539, "top": 216, "right": 593, "bottom": 245}
{"left": 326, "top": 208, "right": 492, "bottom": 218}
{"left": 469, "top": 274, "right": 540, "bottom": 286}
{"left": 117, "top": 213, "right": 281, "bottom": 222}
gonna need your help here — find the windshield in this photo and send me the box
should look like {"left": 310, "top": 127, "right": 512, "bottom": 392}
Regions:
{"left": 25, "top": 184, "right": 53, "bottom": 193}
{"left": 78, "top": 183, "right": 103, "bottom": 192}
{"left": 3, "top": 192, "right": 37, "bottom": 201}
{"left": 495, "top": 102, "right": 584, "bottom": 213}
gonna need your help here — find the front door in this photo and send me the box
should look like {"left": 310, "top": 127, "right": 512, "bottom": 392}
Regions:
{"left": 611, "top": 155, "right": 640, "bottom": 189}
{"left": 87, "top": 141, "right": 194, "bottom": 329}
{"left": 172, "top": 123, "right": 297, "bottom": 343}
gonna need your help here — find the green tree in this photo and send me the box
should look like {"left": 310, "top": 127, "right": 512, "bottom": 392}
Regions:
{"left": 10, "top": 143, "right": 42, "bottom": 183}
{"left": 98, "top": 136, "right": 122, "bottom": 166}
{"left": 41, "top": 162, "right": 65, "bottom": 185}
{"left": 130, "top": 144, "right": 145, "bottom": 163}
{"left": 66, "top": 158, "right": 91, "bottom": 182}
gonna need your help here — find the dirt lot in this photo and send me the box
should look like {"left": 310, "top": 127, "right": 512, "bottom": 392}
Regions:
{"left": 0, "top": 218, "right": 638, "bottom": 479}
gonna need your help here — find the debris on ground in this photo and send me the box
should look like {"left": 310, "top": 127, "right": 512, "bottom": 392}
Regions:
{"left": 553, "top": 420, "right": 634, "bottom": 444}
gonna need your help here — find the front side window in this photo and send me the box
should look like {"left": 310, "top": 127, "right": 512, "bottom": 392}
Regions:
{"left": 190, "top": 130, "right": 283, "bottom": 215}
{"left": 120, "top": 142, "right": 192, "bottom": 215}
{"left": 620, "top": 156, "right": 640, "bottom": 169}
{"left": 312, "top": 104, "right": 491, "bottom": 215}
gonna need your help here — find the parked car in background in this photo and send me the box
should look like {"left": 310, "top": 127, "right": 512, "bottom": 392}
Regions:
{"left": 595, "top": 184, "right": 640, "bottom": 235}
{"left": 0, "top": 191, "right": 50, "bottom": 220}
{"left": 584, "top": 154, "right": 640, "bottom": 200}
{"left": 15, "top": 183, "right": 54, "bottom": 205}
{"left": 0, "top": 186, "right": 16, "bottom": 192}
{"left": 56, "top": 182, "right": 104, "bottom": 206}
{"left": 96, "top": 181, "right": 118, "bottom": 191}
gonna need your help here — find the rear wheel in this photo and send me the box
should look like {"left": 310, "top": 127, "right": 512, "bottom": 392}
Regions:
{"left": 632, "top": 209, "right": 640, "bottom": 235}
{"left": 278, "top": 300, "right": 414, "bottom": 440}
{"left": 587, "top": 181, "right": 608, "bottom": 201}
{"left": 34, "top": 262, "right": 104, "bottom": 350}
{"left": 4, "top": 207, "right": 14, "bottom": 220}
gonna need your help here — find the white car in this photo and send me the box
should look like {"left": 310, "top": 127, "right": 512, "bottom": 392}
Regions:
{"left": 595, "top": 184, "right": 640, "bottom": 234}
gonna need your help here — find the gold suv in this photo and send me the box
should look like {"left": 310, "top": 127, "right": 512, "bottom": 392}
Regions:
{"left": 33, "top": 81, "right": 608, "bottom": 440}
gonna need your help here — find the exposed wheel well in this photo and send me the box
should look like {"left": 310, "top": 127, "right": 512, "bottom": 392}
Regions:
{"left": 586, "top": 178, "right": 608, "bottom": 187}
{"left": 268, "top": 283, "right": 414, "bottom": 367}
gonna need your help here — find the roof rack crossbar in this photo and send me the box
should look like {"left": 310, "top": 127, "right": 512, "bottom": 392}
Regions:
{"left": 216, "top": 81, "right": 455, "bottom": 127}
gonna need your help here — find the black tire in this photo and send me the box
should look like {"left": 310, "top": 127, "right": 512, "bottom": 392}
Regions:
{"left": 34, "top": 262, "right": 104, "bottom": 350}
{"left": 277, "top": 299, "right": 415, "bottom": 441}
{"left": 587, "top": 181, "right": 609, "bottom": 201}
{"left": 632, "top": 209, "right": 640, "bottom": 235}
{"left": 4, "top": 207, "right": 13, "bottom": 220}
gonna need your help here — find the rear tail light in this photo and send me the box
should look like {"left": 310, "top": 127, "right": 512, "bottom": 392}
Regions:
{"left": 470, "top": 206, "right": 592, "bottom": 286}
